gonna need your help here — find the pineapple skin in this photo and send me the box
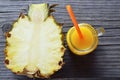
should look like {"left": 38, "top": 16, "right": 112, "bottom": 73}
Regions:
{"left": 4, "top": 3, "right": 65, "bottom": 78}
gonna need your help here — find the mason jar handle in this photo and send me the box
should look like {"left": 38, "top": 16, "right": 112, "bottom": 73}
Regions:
{"left": 96, "top": 27, "right": 105, "bottom": 37}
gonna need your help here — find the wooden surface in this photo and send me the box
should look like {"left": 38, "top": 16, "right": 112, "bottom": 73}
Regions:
{"left": 0, "top": 0, "right": 120, "bottom": 80}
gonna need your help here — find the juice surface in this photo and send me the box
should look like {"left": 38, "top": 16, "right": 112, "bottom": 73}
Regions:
{"left": 71, "top": 26, "right": 94, "bottom": 50}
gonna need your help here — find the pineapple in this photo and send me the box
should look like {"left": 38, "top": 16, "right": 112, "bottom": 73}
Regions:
{"left": 4, "top": 3, "right": 65, "bottom": 78}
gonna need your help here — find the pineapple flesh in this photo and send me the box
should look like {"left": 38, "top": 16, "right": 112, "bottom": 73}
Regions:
{"left": 4, "top": 3, "right": 65, "bottom": 78}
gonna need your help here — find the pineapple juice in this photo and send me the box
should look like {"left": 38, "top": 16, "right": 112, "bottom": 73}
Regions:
{"left": 66, "top": 23, "right": 98, "bottom": 55}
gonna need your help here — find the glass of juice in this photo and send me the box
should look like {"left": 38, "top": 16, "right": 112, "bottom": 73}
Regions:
{"left": 66, "top": 23, "right": 105, "bottom": 55}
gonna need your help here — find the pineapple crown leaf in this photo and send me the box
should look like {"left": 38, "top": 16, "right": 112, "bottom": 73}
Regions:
{"left": 48, "top": 9, "right": 55, "bottom": 16}
{"left": 48, "top": 4, "right": 58, "bottom": 16}
{"left": 19, "top": 12, "right": 25, "bottom": 19}
{"left": 49, "top": 9, "right": 56, "bottom": 13}
{"left": 49, "top": 4, "right": 59, "bottom": 9}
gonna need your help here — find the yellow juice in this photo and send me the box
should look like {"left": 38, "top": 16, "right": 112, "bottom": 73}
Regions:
{"left": 66, "top": 23, "right": 98, "bottom": 55}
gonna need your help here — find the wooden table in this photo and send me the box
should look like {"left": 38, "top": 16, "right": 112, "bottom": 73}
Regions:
{"left": 0, "top": 0, "right": 120, "bottom": 80}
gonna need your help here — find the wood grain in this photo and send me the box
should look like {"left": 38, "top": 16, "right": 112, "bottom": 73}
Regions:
{"left": 0, "top": 0, "right": 120, "bottom": 79}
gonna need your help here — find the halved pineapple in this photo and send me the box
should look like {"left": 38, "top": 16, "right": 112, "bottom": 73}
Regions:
{"left": 4, "top": 3, "right": 65, "bottom": 78}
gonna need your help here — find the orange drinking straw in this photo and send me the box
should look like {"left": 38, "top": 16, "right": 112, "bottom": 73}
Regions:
{"left": 66, "top": 5, "right": 83, "bottom": 39}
